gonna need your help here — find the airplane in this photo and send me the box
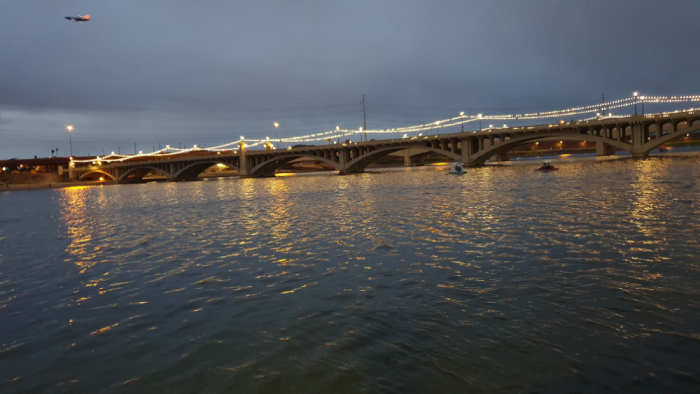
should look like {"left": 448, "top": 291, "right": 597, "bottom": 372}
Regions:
{"left": 65, "top": 15, "right": 90, "bottom": 22}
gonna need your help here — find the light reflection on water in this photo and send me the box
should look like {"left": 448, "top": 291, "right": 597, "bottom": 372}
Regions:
{"left": 1, "top": 154, "right": 700, "bottom": 393}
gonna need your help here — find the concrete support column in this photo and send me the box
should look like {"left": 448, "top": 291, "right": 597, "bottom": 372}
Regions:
{"left": 238, "top": 142, "right": 250, "bottom": 176}
{"left": 629, "top": 115, "right": 648, "bottom": 158}
{"left": 460, "top": 139, "right": 470, "bottom": 163}
{"left": 403, "top": 150, "right": 413, "bottom": 167}
{"left": 596, "top": 142, "right": 616, "bottom": 156}
{"left": 338, "top": 148, "right": 348, "bottom": 171}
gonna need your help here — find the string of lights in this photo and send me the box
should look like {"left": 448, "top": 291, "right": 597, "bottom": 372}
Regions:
{"left": 70, "top": 94, "right": 700, "bottom": 164}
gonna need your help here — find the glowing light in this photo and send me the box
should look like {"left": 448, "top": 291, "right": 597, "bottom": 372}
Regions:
{"left": 99, "top": 177, "right": 104, "bottom": 181}
{"left": 633, "top": 92, "right": 638, "bottom": 97}
{"left": 274, "top": 122, "right": 279, "bottom": 128}
{"left": 67, "top": 125, "right": 73, "bottom": 131}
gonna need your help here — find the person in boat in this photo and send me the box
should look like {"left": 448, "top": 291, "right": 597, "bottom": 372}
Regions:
{"left": 455, "top": 163, "right": 462, "bottom": 172}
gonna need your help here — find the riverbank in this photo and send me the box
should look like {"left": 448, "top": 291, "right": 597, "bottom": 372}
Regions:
{"left": 0, "top": 180, "right": 116, "bottom": 192}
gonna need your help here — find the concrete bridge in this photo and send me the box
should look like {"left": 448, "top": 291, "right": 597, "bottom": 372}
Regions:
{"left": 70, "top": 111, "right": 700, "bottom": 183}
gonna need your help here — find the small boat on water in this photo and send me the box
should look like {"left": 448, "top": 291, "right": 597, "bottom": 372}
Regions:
{"left": 449, "top": 162, "right": 466, "bottom": 174}
{"left": 537, "top": 160, "right": 558, "bottom": 171}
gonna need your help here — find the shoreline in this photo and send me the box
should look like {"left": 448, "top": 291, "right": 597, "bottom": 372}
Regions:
{"left": 0, "top": 180, "right": 118, "bottom": 192}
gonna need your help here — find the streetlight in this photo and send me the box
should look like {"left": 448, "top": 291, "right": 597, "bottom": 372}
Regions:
{"left": 633, "top": 92, "right": 639, "bottom": 115}
{"left": 336, "top": 126, "right": 340, "bottom": 144}
{"left": 478, "top": 114, "right": 483, "bottom": 131}
{"left": 273, "top": 122, "right": 280, "bottom": 149}
{"left": 460, "top": 112, "right": 465, "bottom": 132}
{"left": 66, "top": 125, "right": 73, "bottom": 157}
{"left": 640, "top": 96, "right": 646, "bottom": 115}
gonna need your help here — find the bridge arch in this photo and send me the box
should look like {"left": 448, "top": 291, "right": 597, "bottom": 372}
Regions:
{"left": 469, "top": 133, "right": 632, "bottom": 164}
{"left": 642, "top": 123, "right": 700, "bottom": 153}
{"left": 118, "top": 166, "right": 171, "bottom": 183}
{"left": 345, "top": 144, "right": 460, "bottom": 172}
{"left": 78, "top": 170, "right": 116, "bottom": 181}
{"left": 249, "top": 154, "right": 341, "bottom": 177}
{"left": 172, "top": 161, "right": 240, "bottom": 181}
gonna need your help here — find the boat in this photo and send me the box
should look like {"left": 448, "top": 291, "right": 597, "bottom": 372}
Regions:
{"left": 449, "top": 162, "right": 466, "bottom": 174}
{"left": 537, "top": 160, "right": 558, "bottom": 171}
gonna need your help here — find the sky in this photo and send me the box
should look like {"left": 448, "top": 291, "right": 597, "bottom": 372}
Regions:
{"left": 1, "top": 0, "right": 699, "bottom": 158}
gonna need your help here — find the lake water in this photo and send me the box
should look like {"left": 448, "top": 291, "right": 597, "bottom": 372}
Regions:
{"left": 2, "top": 152, "right": 700, "bottom": 393}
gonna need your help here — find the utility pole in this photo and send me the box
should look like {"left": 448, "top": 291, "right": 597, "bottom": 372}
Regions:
{"left": 602, "top": 94, "right": 606, "bottom": 117}
{"left": 362, "top": 94, "right": 368, "bottom": 142}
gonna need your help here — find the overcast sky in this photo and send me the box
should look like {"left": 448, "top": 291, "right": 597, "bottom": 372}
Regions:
{"left": 1, "top": 0, "right": 698, "bottom": 158}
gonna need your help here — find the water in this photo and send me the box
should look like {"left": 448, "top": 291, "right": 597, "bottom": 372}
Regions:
{"left": 2, "top": 153, "right": 700, "bottom": 393}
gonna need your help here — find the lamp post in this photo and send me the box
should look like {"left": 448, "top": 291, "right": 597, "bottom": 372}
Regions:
{"left": 478, "top": 114, "right": 483, "bottom": 131}
{"left": 640, "top": 96, "right": 645, "bottom": 116}
{"left": 633, "top": 92, "right": 639, "bottom": 115}
{"left": 66, "top": 125, "right": 73, "bottom": 157}
{"left": 460, "top": 112, "right": 465, "bottom": 132}
{"left": 336, "top": 126, "right": 340, "bottom": 144}
{"left": 273, "top": 122, "right": 280, "bottom": 149}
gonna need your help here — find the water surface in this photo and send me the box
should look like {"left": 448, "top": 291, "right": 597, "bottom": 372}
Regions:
{"left": 1, "top": 154, "right": 700, "bottom": 393}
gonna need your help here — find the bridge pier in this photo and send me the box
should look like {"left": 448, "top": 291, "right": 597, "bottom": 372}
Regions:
{"left": 596, "top": 142, "right": 616, "bottom": 156}
{"left": 403, "top": 150, "right": 414, "bottom": 167}
{"left": 238, "top": 142, "right": 251, "bottom": 176}
{"left": 630, "top": 115, "right": 649, "bottom": 158}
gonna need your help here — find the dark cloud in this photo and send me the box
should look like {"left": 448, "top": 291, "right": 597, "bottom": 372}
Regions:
{"left": 1, "top": 0, "right": 698, "bottom": 158}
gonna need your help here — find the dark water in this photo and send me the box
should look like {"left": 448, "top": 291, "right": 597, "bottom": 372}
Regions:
{"left": 2, "top": 153, "right": 700, "bottom": 393}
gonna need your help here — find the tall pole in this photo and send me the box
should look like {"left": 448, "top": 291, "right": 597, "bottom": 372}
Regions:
{"left": 274, "top": 122, "right": 280, "bottom": 149}
{"left": 362, "top": 94, "right": 367, "bottom": 142}
{"left": 633, "top": 92, "right": 638, "bottom": 115}
{"left": 602, "top": 93, "right": 606, "bottom": 117}
{"left": 67, "top": 126, "right": 73, "bottom": 157}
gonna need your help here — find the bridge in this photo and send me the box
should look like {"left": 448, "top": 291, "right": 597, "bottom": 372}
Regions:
{"left": 70, "top": 111, "right": 700, "bottom": 183}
